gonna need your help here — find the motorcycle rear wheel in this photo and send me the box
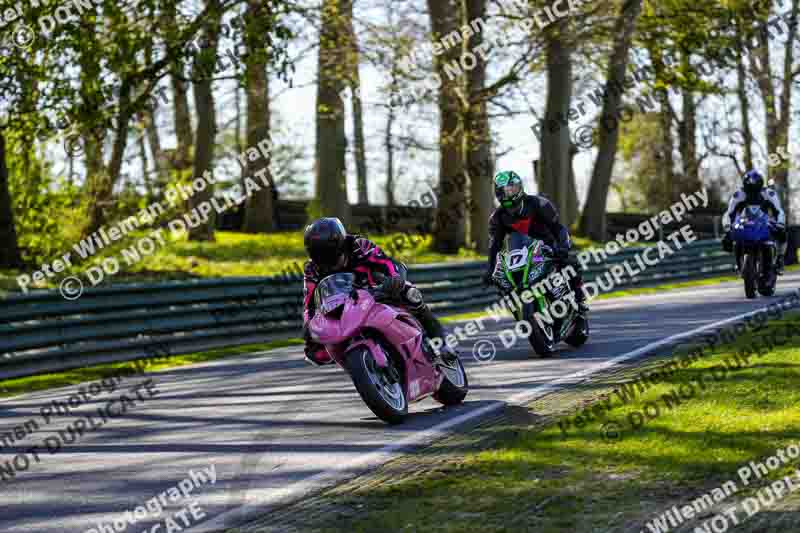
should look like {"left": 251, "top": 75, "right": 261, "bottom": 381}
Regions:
{"left": 347, "top": 347, "right": 408, "bottom": 424}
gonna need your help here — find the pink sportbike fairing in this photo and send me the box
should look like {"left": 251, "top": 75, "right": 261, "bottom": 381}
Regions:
{"left": 308, "top": 273, "right": 442, "bottom": 403}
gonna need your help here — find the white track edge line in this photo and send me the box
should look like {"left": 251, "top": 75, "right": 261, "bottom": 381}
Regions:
{"left": 196, "top": 299, "right": 797, "bottom": 532}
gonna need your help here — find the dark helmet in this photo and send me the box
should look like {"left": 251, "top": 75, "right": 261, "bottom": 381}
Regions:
{"left": 494, "top": 171, "right": 525, "bottom": 211}
{"left": 743, "top": 170, "right": 764, "bottom": 199}
{"left": 304, "top": 218, "right": 348, "bottom": 269}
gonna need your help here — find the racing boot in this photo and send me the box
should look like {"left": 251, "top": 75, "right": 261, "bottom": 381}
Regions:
{"left": 777, "top": 251, "right": 785, "bottom": 276}
{"left": 413, "top": 303, "right": 457, "bottom": 364}
{"left": 572, "top": 276, "right": 590, "bottom": 315}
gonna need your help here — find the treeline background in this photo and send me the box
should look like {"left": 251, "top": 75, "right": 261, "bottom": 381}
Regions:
{"left": 0, "top": 0, "right": 797, "bottom": 271}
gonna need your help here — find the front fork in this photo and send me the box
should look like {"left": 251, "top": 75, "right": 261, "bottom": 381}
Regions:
{"left": 735, "top": 244, "right": 776, "bottom": 277}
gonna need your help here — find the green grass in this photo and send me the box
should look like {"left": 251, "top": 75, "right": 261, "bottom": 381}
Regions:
{"left": 0, "top": 338, "right": 303, "bottom": 399}
{"left": 318, "top": 316, "right": 800, "bottom": 533}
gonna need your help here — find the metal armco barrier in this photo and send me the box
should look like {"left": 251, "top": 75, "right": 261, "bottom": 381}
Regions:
{"left": 0, "top": 239, "right": 733, "bottom": 381}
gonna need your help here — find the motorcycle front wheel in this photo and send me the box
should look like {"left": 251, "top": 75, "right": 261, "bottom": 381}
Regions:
{"left": 742, "top": 253, "right": 757, "bottom": 299}
{"left": 347, "top": 346, "right": 408, "bottom": 424}
{"left": 565, "top": 314, "right": 589, "bottom": 347}
{"left": 523, "top": 302, "right": 556, "bottom": 356}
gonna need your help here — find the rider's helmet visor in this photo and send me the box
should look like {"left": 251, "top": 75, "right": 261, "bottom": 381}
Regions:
{"left": 499, "top": 183, "right": 522, "bottom": 208}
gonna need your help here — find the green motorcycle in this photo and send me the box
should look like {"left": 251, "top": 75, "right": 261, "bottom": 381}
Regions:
{"left": 490, "top": 238, "right": 589, "bottom": 356}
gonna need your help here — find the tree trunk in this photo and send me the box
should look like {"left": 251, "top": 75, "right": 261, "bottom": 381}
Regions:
{"left": 678, "top": 52, "right": 701, "bottom": 196}
{"left": 646, "top": 44, "right": 676, "bottom": 207}
{"left": 748, "top": 12, "right": 778, "bottom": 181}
{"left": 678, "top": 87, "right": 700, "bottom": 194}
{"left": 169, "top": 0, "right": 194, "bottom": 181}
{"left": 735, "top": 31, "right": 754, "bottom": 171}
{"left": 384, "top": 4, "right": 399, "bottom": 208}
{"left": 315, "top": 0, "right": 351, "bottom": 224}
{"left": 464, "top": 0, "right": 491, "bottom": 251}
{"left": 579, "top": 0, "right": 643, "bottom": 241}
{"left": 242, "top": 0, "right": 275, "bottom": 233}
{"left": 145, "top": 107, "right": 167, "bottom": 199}
{"left": 84, "top": 84, "right": 133, "bottom": 236}
{"left": 566, "top": 142, "right": 578, "bottom": 220}
{"left": 0, "top": 132, "right": 22, "bottom": 268}
{"left": 776, "top": 0, "right": 798, "bottom": 223}
{"left": 235, "top": 86, "right": 245, "bottom": 192}
{"left": 427, "top": 0, "right": 466, "bottom": 253}
{"left": 540, "top": 18, "right": 577, "bottom": 226}
{"left": 385, "top": 104, "right": 396, "bottom": 207}
{"left": 187, "top": 2, "right": 221, "bottom": 242}
{"left": 138, "top": 125, "right": 152, "bottom": 200}
{"left": 345, "top": 0, "right": 368, "bottom": 205}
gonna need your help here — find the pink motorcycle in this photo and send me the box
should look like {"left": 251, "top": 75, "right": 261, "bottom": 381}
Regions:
{"left": 308, "top": 272, "right": 469, "bottom": 424}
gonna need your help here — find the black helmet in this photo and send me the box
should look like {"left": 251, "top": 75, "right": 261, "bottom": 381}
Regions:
{"left": 304, "top": 218, "right": 348, "bottom": 269}
{"left": 743, "top": 170, "right": 764, "bottom": 199}
{"left": 494, "top": 171, "right": 525, "bottom": 211}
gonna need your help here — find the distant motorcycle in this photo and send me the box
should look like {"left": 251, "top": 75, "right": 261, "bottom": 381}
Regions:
{"left": 491, "top": 238, "right": 589, "bottom": 356}
{"left": 731, "top": 205, "right": 777, "bottom": 298}
{"left": 307, "top": 272, "right": 469, "bottom": 424}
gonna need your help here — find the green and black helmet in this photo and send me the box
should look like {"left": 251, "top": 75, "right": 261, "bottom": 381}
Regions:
{"left": 494, "top": 171, "right": 525, "bottom": 210}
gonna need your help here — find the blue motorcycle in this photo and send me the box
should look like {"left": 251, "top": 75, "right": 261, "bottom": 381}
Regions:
{"left": 731, "top": 206, "right": 777, "bottom": 298}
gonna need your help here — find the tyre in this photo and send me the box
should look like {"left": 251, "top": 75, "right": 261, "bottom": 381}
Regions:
{"left": 524, "top": 303, "right": 555, "bottom": 356}
{"left": 758, "top": 274, "right": 776, "bottom": 296}
{"left": 742, "top": 253, "right": 757, "bottom": 299}
{"left": 564, "top": 315, "right": 589, "bottom": 348}
{"left": 433, "top": 355, "right": 469, "bottom": 406}
{"left": 346, "top": 346, "right": 407, "bottom": 424}
{"left": 758, "top": 250, "right": 776, "bottom": 296}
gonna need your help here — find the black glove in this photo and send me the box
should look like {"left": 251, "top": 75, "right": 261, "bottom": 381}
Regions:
{"left": 554, "top": 246, "right": 570, "bottom": 262}
{"left": 482, "top": 272, "right": 495, "bottom": 287}
{"left": 771, "top": 223, "right": 787, "bottom": 243}
{"left": 722, "top": 232, "right": 733, "bottom": 252}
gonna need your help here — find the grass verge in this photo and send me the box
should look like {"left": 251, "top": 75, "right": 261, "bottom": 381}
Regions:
{"left": 0, "top": 338, "right": 303, "bottom": 399}
{"left": 309, "top": 315, "right": 800, "bottom": 533}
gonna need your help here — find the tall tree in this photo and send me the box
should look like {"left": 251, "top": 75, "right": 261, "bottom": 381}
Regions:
{"left": 539, "top": 17, "right": 577, "bottom": 226}
{"left": 427, "top": 0, "right": 466, "bottom": 252}
{"left": 734, "top": 26, "right": 755, "bottom": 171}
{"left": 0, "top": 132, "right": 22, "bottom": 268}
{"left": 187, "top": 0, "right": 222, "bottom": 241}
{"left": 579, "top": 0, "right": 644, "bottom": 241}
{"left": 243, "top": 0, "right": 277, "bottom": 233}
{"left": 463, "top": 0, "right": 492, "bottom": 251}
{"left": 315, "top": 0, "right": 352, "bottom": 224}
{"left": 345, "top": 0, "right": 369, "bottom": 205}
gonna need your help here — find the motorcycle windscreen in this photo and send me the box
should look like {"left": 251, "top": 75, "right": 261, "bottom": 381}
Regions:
{"left": 314, "top": 272, "right": 355, "bottom": 315}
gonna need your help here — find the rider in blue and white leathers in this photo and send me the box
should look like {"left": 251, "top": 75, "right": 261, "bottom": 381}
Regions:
{"left": 721, "top": 170, "right": 786, "bottom": 274}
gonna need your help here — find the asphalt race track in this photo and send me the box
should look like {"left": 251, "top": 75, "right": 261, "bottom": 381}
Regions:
{"left": 2, "top": 272, "right": 799, "bottom": 533}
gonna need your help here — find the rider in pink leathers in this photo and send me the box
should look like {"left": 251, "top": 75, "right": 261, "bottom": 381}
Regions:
{"left": 301, "top": 217, "right": 455, "bottom": 366}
